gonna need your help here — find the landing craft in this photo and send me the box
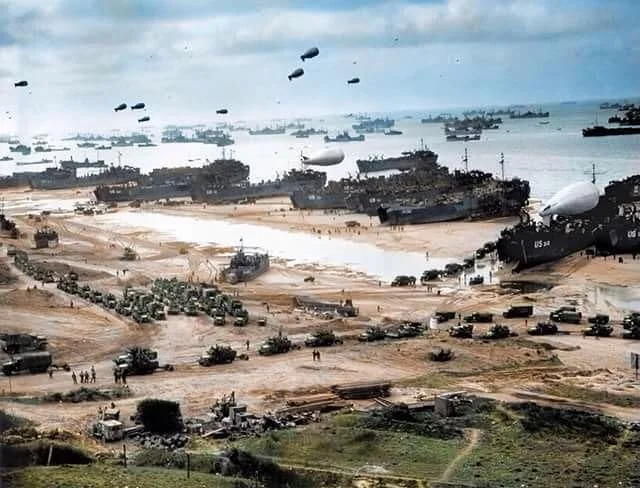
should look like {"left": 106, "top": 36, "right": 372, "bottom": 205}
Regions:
{"left": 347, "top": 77, "right": 360, "bottom": 84}
{"left": 216, "top": 109, "right": 228, "bottom": 114}
{"left": 301, "top": 148, "right": 345, "bottom": 167}
{"left": 131, "top": 103, "right": 146, "bottom": 110}
{"left": 114, "top": 103, "right": 127, "bottom": 112}
{"left": 288, "top": 68, "right": 304, "bottom": 81}
{"left": 301, "top": 47, "right": 319, "bottom": 62}
{"left": 539, "top": 181, "right": 600, "bottom": 217}
{"left": 14, "top": 80, "right": 28, "bottom": 87}
{"left": 137, "top": 116, "right": 150, "bottom": 123}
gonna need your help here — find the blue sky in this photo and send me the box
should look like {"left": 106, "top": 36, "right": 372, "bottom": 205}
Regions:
{"left": 0, "top": 0, "right": 638, "bottom": 132}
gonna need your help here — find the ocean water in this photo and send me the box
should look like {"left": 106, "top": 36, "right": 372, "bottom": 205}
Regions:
{"left": 1, "top": 99, "right": 639, "bottom": 201}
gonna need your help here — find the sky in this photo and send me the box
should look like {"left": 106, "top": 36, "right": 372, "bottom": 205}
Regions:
{"left": 0, "top": 0, "right": 638, "bottom": 133}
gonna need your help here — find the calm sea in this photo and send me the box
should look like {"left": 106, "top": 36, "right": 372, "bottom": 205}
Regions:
{"left": 1, "top": 99, "right": 639, "bottom": 201}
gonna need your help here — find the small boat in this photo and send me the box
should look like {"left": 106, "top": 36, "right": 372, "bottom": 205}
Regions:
{"left": 384, "top": 129, "right": 403, "bottom": 136}
{"left": 538, "top": 121, "right": 550, "bottom": 125}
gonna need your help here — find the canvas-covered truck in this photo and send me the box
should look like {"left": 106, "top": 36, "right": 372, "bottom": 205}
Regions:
{"left": 503, "top": 305, "right": 533, "bottom": 318}
{"left": 0, "top": 333, "right": 48, "bottom": 354}
{"left": 2, "top": 351, "right": 52, "bottom": 375}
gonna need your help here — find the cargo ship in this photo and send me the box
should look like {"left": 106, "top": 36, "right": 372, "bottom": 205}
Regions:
{"left": 582, "top": 126, "right": 640, "bottom": 137}
{"left": 221, "top": 247, "right": 270, "bottom": 284}
{"left": 191, "top": 168, "right": 327, "bottom": 204}
{"left": 357, "top": 149, "right": 438, "bottom": 174}
{"left": 352, "top": 118, "right": 395, "bottom": 133}
{"left": 509, "top": 110, "right": 549, "bottom": 119}
{"left": 248, "top": 126, "right": 286, "bottom": 136}
{"left": 497, "top": 174, "right": 640, "bottom": 270}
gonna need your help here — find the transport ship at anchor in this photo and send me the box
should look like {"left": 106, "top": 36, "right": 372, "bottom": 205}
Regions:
{"left": 356, "top": 143, "right": 438, "bottom": 173}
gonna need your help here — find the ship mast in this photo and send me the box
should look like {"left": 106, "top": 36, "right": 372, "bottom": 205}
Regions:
{"left": 462, "top": 148, "right": 468, "bottom": 172}
{"left": 499, "top": 152, "right": 505, "bottom": 180}
{"left": 585, "top": 163, "right": 605, "bottom": 184}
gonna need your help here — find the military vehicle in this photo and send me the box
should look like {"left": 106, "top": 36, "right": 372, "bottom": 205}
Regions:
{"left": 33, "top": 227, "right": 59, "bottom": 249}
{"left": 482, "top": 324, "right": 516, "bottom": 339}
{"left": 121, "top": 247, "right": 138, "bottom": 261}
{"left": 549, "top": 308, "right": 582, "bottom": 324}
{"left": 2, "top": 351, "right": 52, "bottom": 375}
{"left": 622, "top": 312, "right": 640, "bottom": 329}
{"left": 213, "top": 312, "right": 226, "bottom": 326}
{"left": 304, "top": 330, "right": 343, "bottom": 347}
{"left": 583, "top": 323, "right": 613, "bottom": 337}
{"left": 199, "top": 345, "right": 237, "bottom": 366}
{"left": 113, "top": 347, "right": 159, "bottom": 375}
{"left": 527, "top": 322, "right": 558, "bottom": 335}
{"left": 385, "top": 322, "right": 423, "bottom": 339}
{"left": 435, "top": 311, "right": 456, "bottom": 323}
{"left": 0, "top": 333, "right": 48, "bottom": 354}
{"left": 358, "top": 326, "right": 387, "bottom": 342}
{"left": 588, "top": 314, "right": 610, "bottom": 325}
{"left": 468, "top": 275, "right": 484, "bottom": 285}
{"left": 103, "top": 293, "right": 117, "bottom": 308}
{"left": 221, "top": 247, "right": 270, "bottom": 284}
{"left": 258, "top": 333, "right": 297, "bottom": 356}
{"left": 503, "top": 305, "right": 534, "bottom": 318}
{"left": 391, "top": 275, "right": 416, "bottom": 287}
{"left": 420, "top": 269, "right": 441, "bottom": 283}
{"left": 449, "top": 323, "right": 473, "bottom": 338}
{"left": 131, "top": 307, "right": 151, "bottom": 324}
{"left": 622, "top": 326, "right": 640, "bottom": 340}
{"left": 463, "top": 312, "right": 493, "bottom": 323}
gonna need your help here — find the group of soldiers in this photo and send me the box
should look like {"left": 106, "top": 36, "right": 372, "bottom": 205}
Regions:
{"left": 71, "top": 366, "right": 96, "bottom": 384}
{"left": 311, "top": 349, "right": 322, "bottom": 361}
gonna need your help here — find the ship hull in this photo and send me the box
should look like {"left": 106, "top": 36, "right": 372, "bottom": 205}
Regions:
{"left": 594, "top": 222, "right": 640, "bottom": 254}
{"left": 95, "top": 184, "right": 192, "bottom": 202}
{"left": 290, "top": 191, "right": 348, "bottom": 209}
{"left": 356, "top": 153, "right": 438, "bottom": 173}
{"left": 31, "top": 174, "right": 139, "bottom": 190}
{"left": 496, "top": 226, "right": 596, "bottom": 272}
{"left": 222, "top": 259, "right": 270, "bottom": 284}
{"left": 378, "top": 201, "right": 471, "bottom": 225}
{"left": 193, "top": 180, "right": 324, "bottom": 204}
{"left": 583, "top": 127, "right": 640, "bottom": 137}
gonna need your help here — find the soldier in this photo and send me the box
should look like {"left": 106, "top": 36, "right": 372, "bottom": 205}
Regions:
{"left": 84, "top": 371, "right": 90, "bottom": 383}
{"left": 121, "top": 369, "right": 127, "bottom": 385}
{"left": 90, "top": 366, "right": 96, "bottom": 383}
{"left": 70, "top": 300, "right": 74, "bottom": 309}
{"left": 71, "top": 371, "right": 77, "bottom": 384}
{"left": 246, "top": 340, "right": 250, "bottom": 351}
{"left": 312, "top": 350, "right": 316, "bottom": 361}
{"left": 316, "top": 350, "right": 321, "bottom": 361}
{"left": 113, "top": 368, "right": 120, "bottom": 384}
{"left": 48, "top": 366, "right": 53, "bottom": 379}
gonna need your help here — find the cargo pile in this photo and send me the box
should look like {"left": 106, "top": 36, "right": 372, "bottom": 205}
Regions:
{"left": 331, "top": 381, "right": 391, "bottom": 399}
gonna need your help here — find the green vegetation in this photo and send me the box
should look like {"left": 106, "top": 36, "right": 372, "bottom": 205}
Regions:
{"left": 537, "top": 383, "right": 640, "bottom": 408}
{"left": 234, "top": 412, "right": 464, "bottom": 480}
{"left": 1, "top": 465, "right": 249, "bottom": 488}
{"left": 0, "top": 410, "right": 32, "bottom": 434}
{"left": 0, "top": 387, "right": 131, "bottom": 405}
{"left": 451, "top": 402, "right": 640, "bottom": 487}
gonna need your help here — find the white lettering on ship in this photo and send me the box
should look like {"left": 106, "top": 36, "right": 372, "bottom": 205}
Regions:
{"left": 534, "top": 240, "right": 551, "bottom": 248}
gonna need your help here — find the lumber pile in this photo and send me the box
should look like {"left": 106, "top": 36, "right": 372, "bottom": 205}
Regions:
{"left": 331, "top": 381, "right": 391, "bottom": 400}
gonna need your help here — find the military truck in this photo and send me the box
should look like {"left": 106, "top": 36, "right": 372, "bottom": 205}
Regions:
{"left": 550, "top": 308, "right": 582, "bottom": 324}
{"left": 503, "top": 305, "right": 534, "bottom": 318}
{"left": 527, "top": 322, "right": 558, "bottom": 335}
{"left": 391, "top": 275, "right": 416, "bottom": 287}
{"left": 386, "top": 322, "right": 423, "bottom": 339}
{"left": 199, "top": 345, "right": 237, "bottom": 366}
{"left": 420, "top": 269, "right": 441, "bottom": 283}
{"left": 482, "top": 324, "right": 515, "bottom": 340}
{"left": 258, "top": 333, "right": 296, "bottom": 356}
{"left": 587, "top": 314, "right": 609, "bottom": 325}
{"left": 213, "top": 312, "right": 226, "bottom": 326}
{"left": 464, "top": 312, "right": 493, "bottom": 323}
{"left": 114, "top": 347, "right": 159, "bottom": 375}
{"left": 622, "top": 326, "right": 640, "bottom": 340}
{"left": 444, "top": 263, "right": 463, "bottom": 276}
{"left": 468, "top": 275, "right": 484, "bottom": 286}
{"left": 435, "top": 311, "right": 456, "bottom": 323}
{"left": 358, "top": 326, "right": 387, "bottom": 342}
{"left": 2, "top": 351, "right": 52, "bottom": 375}
{"left": 583, "top": 323, "right": 613, "bottom": 337}
{"left": 0, "top": 333, "right": 48, "bottom": 354}
{"left": 622, "top": 312, "right": 640, "bottom": 329}
{"left": 304, "top": 330, "right": 343, "bottom": 347}
{"left": 449, "top": 323, "right": 473, "bottom": 339}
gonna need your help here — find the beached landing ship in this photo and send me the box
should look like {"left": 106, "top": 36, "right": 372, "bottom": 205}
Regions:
{"left": 29, "top": 165, "right": 141, "bottom": 190}
{"left": 191, "top": 168, "right": 327, "bottom": 204}
{"left": 221, "top": 247, "right": 270, "bottom": 284}
{"left": 34, "top": 227, "right": 59, "bottom": 249}
{"left": 496, "top": 174, "right": 640, "bottom": 271}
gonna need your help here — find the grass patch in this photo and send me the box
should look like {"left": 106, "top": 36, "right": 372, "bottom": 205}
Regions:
{"left": 0, "top": 410, "right": 32, "bottom": 434}
{"left": 1, "top": 464, "right": 250, "bottom": 488}
{"left": 451, "top": 403, "right": 640, "bottom": 487}
{"left": 395, "top": 372, "right": 457, "bottom": 389}
{"left": 536, "top": 383, "right": 640, "bottom": 408}
{"left": 43, "top": 387, "right": 132, "bottom": 404}
{"left": 233, "top": 412, "right": 464, "bottom": 480}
